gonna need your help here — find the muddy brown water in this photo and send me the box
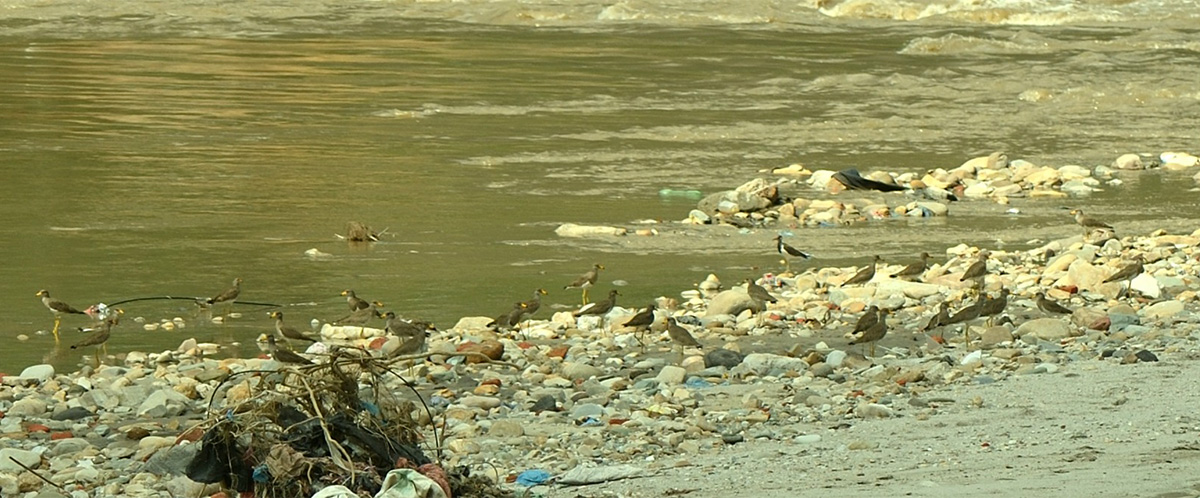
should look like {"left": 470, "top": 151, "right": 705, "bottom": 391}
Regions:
{"left": 2, "top": 2, "right": 1199, "bottom": 371}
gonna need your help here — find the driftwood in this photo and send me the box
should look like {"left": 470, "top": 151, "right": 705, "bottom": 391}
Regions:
{"left": 339, "top": 221, "right": 381, "bottom": 242}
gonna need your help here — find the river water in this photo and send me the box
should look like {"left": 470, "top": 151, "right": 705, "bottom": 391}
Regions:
{"left": 2, "top": 0, "right": 1199, "bottom": 371}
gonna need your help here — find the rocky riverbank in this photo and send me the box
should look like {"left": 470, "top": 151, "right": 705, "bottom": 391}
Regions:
{"left": 2, "top": 225, "right": 1200, "bottom": 497}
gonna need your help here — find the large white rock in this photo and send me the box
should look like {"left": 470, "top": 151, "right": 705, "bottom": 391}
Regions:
{"left": 1142, "top": 300, "right": 1184, "bottom": 320}
{"left": 555, "top": 223, "right": 627, "bottom": 237}
{"left": 1059, "top": 259, "right": 1106, "bottom": 292}
{"left": 1161, "top": 151, "right": 1199, "bottom": 168}
{"left": 1130, "top": 273, "right": 1161, "bottom": 299}
{"left": 0, "top": 448, "right": 41, "bottom": 473}
{"left": 451, "top": 316, "right": 495, "bottom": 331}
{"left": 1015, "top": 318, "right": 1075, "bottom": 341}
{"left": 737, "top": 353, "right": 810, "bottom": 376}
{"left": 561, "top": 362, "right": 602, "bottom": 380}
{"left": 7, "top": 397, "right": 47, "bottom": 417}
{"left": 705, "top": 289, "right": 757, "bottom": 317}
{"left": 827, "top": 286, "right": 877, "bottom": 307}
{"left": 1113, "top": 153, "right": 1143, "bottom": 170}
{"left": 18, "top": 364, "right": 55, "bottom": 383}
{"left": 808, "top": 170, "right": 837, "bottom": 190}
{"left": 1058, "top": 165, "right": 1092, "bottom": 180}
{"left": 875, "top": 279, "right": 943, "bottom": 300}
{"left": 138, "top": 389, "right": 192, "bottom": 418}
{"left": 656, "top": 365, "right": 687, "bottom": 385}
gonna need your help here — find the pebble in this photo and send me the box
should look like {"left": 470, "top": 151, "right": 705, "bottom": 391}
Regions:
{"left": 8, "top": 397, "right": 48, "bottom": 417}
{"left": 656, "top": 365, "right": 687, "bottom": 385}
{"left": 704, "top": 349, "right": 744, "bottom": 369}
{"left": 458, "top": 396, "right": 502, "bottom": 410}
{"left": 487, "top": 420, "right": 524, "bottom": 438}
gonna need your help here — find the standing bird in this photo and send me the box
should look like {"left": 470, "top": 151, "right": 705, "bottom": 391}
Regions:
{"left": 1102, "top": 256, "right": 1144, "bottom": 284}
{"left": 959, "top": 251, "right": 990, "bottom": 293}
{"left": 340, "top": 289, "right": 381, "bottom": 312}
{"left": 206, "top": 278, "right": 242, "bottom": 306}
{"left": 946, "top": 297, "right": 984, "bottom": 325}
{"left": 574, "top": 289, "right": 619, "bottom": 317}
{"left": 773, "top": 235, "right": 812, "bottom": 272}
{"left": 565, "top": 264, "right": 604, "bottom": 305}
{"left": 333, "top": 302, "right": 384, "bottom": 326}
{"left": 269, "top": 311, "right": 319, "bottom": 344}
{"left": 266, "top": 335, "right": 312, "bottom": 365}
{"left": 842, "top": 255, "right": 882, "bottom": 286}
{"left": 849, "top": 308, "right": 889, "bottom": 357}
{"left": 490, "top": 302, "right": 528, "bottom": 331}
{"left": 745, "top": 278, "right": 778, "bottom": 306}
{"left": 745, "top": 278, "right": 778, "bottom": 325}
{"left": 574, "top": 289, "right": 620, "bottom": 332}
{"left": 380, "top": 312, "right": 434, "bottom": 363}
{"left": 1070, "top": 209, "right": 1112, "bottom": 230}
{"left": 850, "top": 305, "right": 880, "bottom": 338}
{"left": 666, "top": 317, "right": 702, "bottom": 356}
{"left": 517, "top": 288, "right": 549, "bottom": 319}
{"left": 946, "top": 296, "right": 985, "bottom": 347}
{"left": 71, "top": 309, "right": 122, "bottom": 363}
{"left": 890, "top": 252, "right": 931, "bottom": 280}
{"left": 622, "top": 303, "right": 657, "bottom": 348}
{"left": 381, "top": 311, "right": 436, "bottom": 340}
{"left": 979, "top": 288, "right": 1010, "bottom": 326}
{"left": 921, "top": 302, "right": 949, "bottom": 332}
{"left": 1035, "top": 292, "right": 1073, "bottom": 315}
{"left": 391, "top": 332, "right": 428, "bottom": 358}
{"left": 36, "top": 290, "right": 87, "bottom": 343}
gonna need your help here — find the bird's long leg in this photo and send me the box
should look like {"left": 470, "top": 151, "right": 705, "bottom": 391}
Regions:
{"left": 869, "top": 342, "right": 876, "bottom": 358}
{"left": 581, "top": 288, "right": 590, "bottom": 305}
{"left": 52, "top": 317, "right": 61, "bottom": 343}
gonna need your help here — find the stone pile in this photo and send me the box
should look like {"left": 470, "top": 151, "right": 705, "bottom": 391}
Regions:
{"left": 685, "top": 150, "right": 1200, "bottom": 230}
{"left": 2, "top": 228, "right": 1199, "bottom": 497}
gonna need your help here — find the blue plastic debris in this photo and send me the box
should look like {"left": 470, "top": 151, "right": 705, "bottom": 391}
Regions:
{"left": 685, "top": 377, "right": 713, "bottom": 389}
{"left": 579, "top": 417, "right": 603, "bottom": 427}
{"left": 252, "top": 464, "right": 271, "bottom": 483}
{"left": 516, "top": 469, "right": 552, "bottom": 487}
{"left": 360, "top": 400, "right": 381, "bottom": 416}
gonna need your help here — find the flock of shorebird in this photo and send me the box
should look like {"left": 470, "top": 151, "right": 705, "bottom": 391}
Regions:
{"left": 36, "top": 208, "right": 1142, "bottom": 364}
{"left": 814, "top": 208, "right": 1144, "bottom": 355}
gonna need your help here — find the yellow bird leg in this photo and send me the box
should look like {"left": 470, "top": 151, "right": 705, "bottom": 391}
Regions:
{"left": 52, "top": 318, "right": 61, "bottom": 343}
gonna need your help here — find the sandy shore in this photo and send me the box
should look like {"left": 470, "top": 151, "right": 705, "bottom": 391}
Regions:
{"left": 566, "top": 357, "right": 1200, "bottom": 498}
